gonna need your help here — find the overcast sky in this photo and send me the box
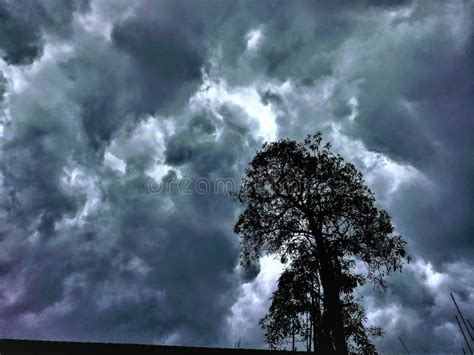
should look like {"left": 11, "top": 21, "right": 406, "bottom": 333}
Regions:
{"left": 0, "top": 0, "right": 472, "bottom": 352}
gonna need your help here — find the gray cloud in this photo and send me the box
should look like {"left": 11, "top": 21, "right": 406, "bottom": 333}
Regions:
{"left": 0, "top": 0, "right": 90, "bottom": 65}
{"left": 0, "top": 0, "right": 472, "bottom": 353}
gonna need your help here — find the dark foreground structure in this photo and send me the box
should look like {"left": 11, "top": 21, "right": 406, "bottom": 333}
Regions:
{"left": 0, "top": 339, "right": 289, "bottom": 355}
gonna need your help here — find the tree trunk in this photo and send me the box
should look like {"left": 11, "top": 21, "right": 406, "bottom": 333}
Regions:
{"left": 322, "top": 274, "right": 346, "bottom": 354}
{"left": 310, "top": 219, "right": 348, "bottom": 355}
{"left": 292, "top": 318, "right": 296, "bottom": 352}
{"left": 308, "top": 316, "right": 312, "bottom": 352}
{"left": 312, "top": 312, "right": 318, "bottom": 353}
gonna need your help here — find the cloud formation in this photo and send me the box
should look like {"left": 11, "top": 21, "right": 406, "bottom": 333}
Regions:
{"left": 0, "top": 0, "right": 472, "bottom": 352}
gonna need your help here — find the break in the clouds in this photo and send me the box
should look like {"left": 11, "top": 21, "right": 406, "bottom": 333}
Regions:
{"left": 0, "top": 0, "right": 472, "bottom": 352}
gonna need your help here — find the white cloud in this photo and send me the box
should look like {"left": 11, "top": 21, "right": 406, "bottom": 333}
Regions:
{"left": 245, "top": 27, "right": 264, "bottom": 51}
{"left": 347, "top": 96, "right": 358, "bottom": 122}
{"left": 74, "top": 0, "right": 137, "bottom": 41}
{"left": 104, "top": 115, "right": 178, "bottom": 183}
{"left": 58, "top": 165, "right": 104, "bottom": 229}
{"left": 190, "top": 71, "right": 278, "bottom": 142}
{"left": 104, "top": 151, "right": 126, "bottom": 174}
{"left": 227, "top": 256, "right": 283, "bottom": 347}
{"left": 329, "top": 124, "right": 431, "bottom": 205}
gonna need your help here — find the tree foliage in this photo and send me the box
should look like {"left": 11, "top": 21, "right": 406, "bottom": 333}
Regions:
{"left": 234, "top": 132, "right": 407, "bottom": 354}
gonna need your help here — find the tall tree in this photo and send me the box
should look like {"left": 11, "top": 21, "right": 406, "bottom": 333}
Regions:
{"left": 234, "top": 132, "right": 407, "bottom": 354}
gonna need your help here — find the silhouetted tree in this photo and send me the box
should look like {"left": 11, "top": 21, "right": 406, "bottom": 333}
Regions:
{"left": 234, "top": 132, "right": 407, "bottom": 354}
{"left": 260, "top": 246, "right": 382, "bottom": 353}
{"left": 259, "top": 246, "right": 322, "bottom": 351}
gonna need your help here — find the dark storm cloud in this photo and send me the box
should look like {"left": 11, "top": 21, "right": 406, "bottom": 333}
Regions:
{"left": 206, "top": 1, "right": 473, "bottom": 351}
{"left": 0, "top": 0, "right": 90, "bottom": 65}
{"left": 0, "top": 5, "right": 261, "bottom": 341}
{"left": 359, "top": 260, "right": 474, "bottom": 353}
{"left": 0, "top": 71, "right": 6, "bottom": 109}
{"left": 215, "top": 0, "right": 474, "bottom": 260}
{"left": 340, "top": 3, "right": 474, "bottom": 262}
{"left": 110, "top": 2, "right": 204, "bottom": 115}
{"left": 1, "top": 0, "right": 237, "bottom": 346}
{"left": 0, "top": 0, "right": 472, "bottom": 353}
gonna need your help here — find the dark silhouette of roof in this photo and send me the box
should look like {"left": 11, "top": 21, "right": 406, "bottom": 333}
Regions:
{"left": 0, "top": 339, "right": 289, "bottom": 355}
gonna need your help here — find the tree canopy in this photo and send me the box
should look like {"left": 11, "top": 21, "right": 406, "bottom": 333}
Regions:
{"left": 234, "top": 132, "right": 407, "bottom": 354}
